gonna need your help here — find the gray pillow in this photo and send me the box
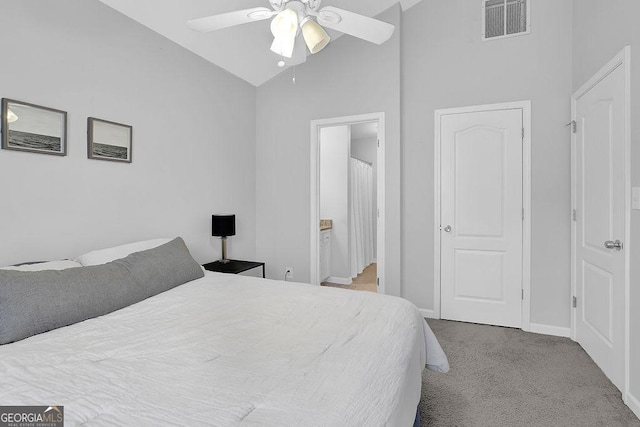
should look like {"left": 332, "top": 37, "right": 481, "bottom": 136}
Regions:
{"left": 0, "top": 237, "right": 203, "bottom": 345}
{"left": 118, "top": 237, "right": 205, "bottom": 298}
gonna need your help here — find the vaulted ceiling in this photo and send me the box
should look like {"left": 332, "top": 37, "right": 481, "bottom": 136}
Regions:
{"left": 97, "top": 0, "right": 420, "bottom": 86}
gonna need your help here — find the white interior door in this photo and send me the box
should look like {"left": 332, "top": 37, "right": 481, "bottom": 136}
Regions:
{"left": 574, "top": 63, "right": 626, "bottom": 391}
{"left": 440, "top": 108, "right": 523, "bottom": 328}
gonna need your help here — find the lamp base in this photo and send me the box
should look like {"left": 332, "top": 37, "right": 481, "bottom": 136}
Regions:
{"left": 219, "top": 236, "right": 230, "bottom": 264}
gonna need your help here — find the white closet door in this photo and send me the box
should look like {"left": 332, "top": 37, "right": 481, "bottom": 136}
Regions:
{"left": 440, "top": 108, "right": 523, "bottom": 328}
{"left": 574, "top": 63, "right": 626, "bottom": 391}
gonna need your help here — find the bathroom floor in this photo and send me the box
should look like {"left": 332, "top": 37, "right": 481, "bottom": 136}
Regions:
{"left": 322, "top": 263, "right": 377, "bottom": 293}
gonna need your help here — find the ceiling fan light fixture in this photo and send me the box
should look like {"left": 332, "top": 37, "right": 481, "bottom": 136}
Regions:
{"left": 7, "top": 109, "right": 18, "bottom": 123}
{"left": 270, "top": 8, "right": 299, "bottom": 58}
{"left": 270, "top": 36, "right": 296, "bottom": 58}
{"left": 301, "top": 18, "right": 330, "bottom": 54}
{"left": 271, "top": 8, "right": 298, "bottom": 38}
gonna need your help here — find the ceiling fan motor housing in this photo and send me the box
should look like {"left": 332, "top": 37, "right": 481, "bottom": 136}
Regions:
{"left": 271, "top": 0, "right": 322, "bottom": 14}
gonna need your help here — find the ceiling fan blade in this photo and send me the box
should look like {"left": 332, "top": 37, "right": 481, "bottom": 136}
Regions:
{"left": 316, "top": 6, "right": 395, "bottom": 45}
{"left": 187, "top": 7, "right": 274, "bottom": 32}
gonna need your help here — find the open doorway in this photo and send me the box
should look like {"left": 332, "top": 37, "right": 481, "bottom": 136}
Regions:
{"left": 309, "top": 113, "right": 385, "bottom": 294}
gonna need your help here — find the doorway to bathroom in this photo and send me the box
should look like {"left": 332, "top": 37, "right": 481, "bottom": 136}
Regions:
{"left": 309, "top": 113, "right": 385, "bottom": 294}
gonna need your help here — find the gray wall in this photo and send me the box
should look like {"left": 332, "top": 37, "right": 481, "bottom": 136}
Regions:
{"left": 402, "top": 0, "right": 573, "bottom": 326}
{"left": 255, "top": 5, "right": 402, "bottom": 295}
{"left": 572, "top": 0, "right": 640, "bottom": 406}
{"left": 256, "top": 1, "right": 575, "bottom": 328}
{"left": 0, "top": 0, "right": 257, "bottom": 266}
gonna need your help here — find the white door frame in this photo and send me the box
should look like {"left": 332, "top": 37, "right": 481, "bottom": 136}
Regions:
{"left": 310, "top": 112, "right": 386, "bottom": 293}
{"left": 570, "top": 46, "right": 631, "bottom": 405}
{"left": 434, "top": 101, "right": 532, "bottom": 331}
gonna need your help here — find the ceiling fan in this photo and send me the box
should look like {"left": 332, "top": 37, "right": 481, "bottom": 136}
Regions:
{"left": 187, "top": 0, "right": 395, "bottom": 66}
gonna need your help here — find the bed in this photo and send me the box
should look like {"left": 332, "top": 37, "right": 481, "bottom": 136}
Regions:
{"left": 0, "top": 238, "right": 448, "bottom": 426}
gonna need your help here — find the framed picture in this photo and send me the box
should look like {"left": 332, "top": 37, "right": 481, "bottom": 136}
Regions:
{"left": 1, "top": 98, "right": 67, "bottom": 156}
{"left": 87, "top": 117, "right": 132, "bottom": 163}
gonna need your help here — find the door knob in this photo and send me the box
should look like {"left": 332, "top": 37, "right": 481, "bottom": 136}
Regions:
{"left": 444, "top": 225, "right": 452, "bottom": 233}
{"left": 604, "top": 240, "right": 623, "bottom": 251}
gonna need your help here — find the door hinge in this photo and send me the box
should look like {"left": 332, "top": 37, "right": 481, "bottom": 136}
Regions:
{"left": 377, "top": 139, "right": 380, "bottom": 148}
{"left": 377, "top": 278, "right": 380, "bottom": 287}
{"left": 566, "top": 120, "right": 577, "bottom": 133}
{"left": 377, "top": 208, "right": 380, "bottom": 218}
{"left": 572, "top": 296, "right": 577, "bottom": 308}
{"left": 572, "top": 209, "right": 576, "bottom": 221}
{"left": 522, "top": 128, "right": 525, "bottom": 139}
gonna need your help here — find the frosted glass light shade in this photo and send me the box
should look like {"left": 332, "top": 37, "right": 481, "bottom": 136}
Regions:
{"left": 271, "top": 9, "right": 298, "bottom": 38}
{"left": 6, "top": 109, "right": 18, "bottom": 123}
{"left": 270, "top": 8, "right": 298, "bottom": 58}
{"left": 302, "top": 19, "right": 330, "bottom": 54}
{"left": 270, "top": 36, "right": 296, "bottom": 58}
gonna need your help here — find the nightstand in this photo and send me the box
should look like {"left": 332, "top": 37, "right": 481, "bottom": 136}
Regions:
{"left": 202, "top": 260, "right": 265, "bottom": 278}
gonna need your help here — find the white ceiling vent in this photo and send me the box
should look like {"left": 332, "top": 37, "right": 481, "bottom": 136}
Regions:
{"left": 483, "top": 0, "right": 530, "bottom": 40}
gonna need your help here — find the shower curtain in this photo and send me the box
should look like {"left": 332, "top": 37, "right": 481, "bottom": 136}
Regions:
{"left": 350, "top": 157, "right": 375, "bottom": 278}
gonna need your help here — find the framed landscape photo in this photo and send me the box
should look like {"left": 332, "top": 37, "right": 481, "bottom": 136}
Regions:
{"left": 88, "top": 117, "right": 132, "bottom": 163}
{"left": 1, "top": 98, "right": 67, "bottom": 156}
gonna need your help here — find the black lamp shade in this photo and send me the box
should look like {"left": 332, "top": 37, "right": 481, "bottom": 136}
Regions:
{"left": 212, "top": 214, "right": 235, "bottom": 237}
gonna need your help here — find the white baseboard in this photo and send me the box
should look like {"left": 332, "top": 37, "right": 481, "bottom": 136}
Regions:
{"left": 529, "top": 322, "right": 571, "bottom": 338}
{"left": 325, "top": 276, "right": 352, "bottom": 286}
{"left": 626, "top": 391, "right": 640, "bottom": 420}
{"left": 419, "top": 309, "right": 437, "bottom": 319}
{"left": 415, "top": 315, "right": 571, "bottom": 337}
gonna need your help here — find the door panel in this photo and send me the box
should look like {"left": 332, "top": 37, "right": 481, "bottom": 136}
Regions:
{"left": 455, "top": 128, "right": 505, "bottom": 237}
{"left": 455, "top": 250, "right": 504, "bottom": 301}
{"left": 440, "top": 109, "right": 523, "bottom": 328}
{"left": 575, "top": 63, "right": 625, "bottom": 391}
{"left": 582, "top": 261, "right": 613, "bottom": 344}
{"left": 583, "top": 101, "right": 613, "bottom": 251}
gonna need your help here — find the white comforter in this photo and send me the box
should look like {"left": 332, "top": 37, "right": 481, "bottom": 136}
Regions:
{"left": 0, "top": 272, "right": 448, "bottom": 426}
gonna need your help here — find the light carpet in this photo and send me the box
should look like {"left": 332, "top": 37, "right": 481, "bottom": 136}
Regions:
{"left": 421, "top": 319, "right": 640, "bottom": 427}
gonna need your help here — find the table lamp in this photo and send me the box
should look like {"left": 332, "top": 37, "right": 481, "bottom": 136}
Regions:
{"left": 212, "top": 214, "right": 235, "bottom": 263}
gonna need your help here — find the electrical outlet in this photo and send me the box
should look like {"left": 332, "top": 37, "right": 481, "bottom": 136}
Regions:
{"left": 285, "top": 267, "right": 293, "bottom": 280}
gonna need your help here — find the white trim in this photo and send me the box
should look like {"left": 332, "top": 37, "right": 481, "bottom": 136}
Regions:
{"left": 521, "top": 103, "right": 532, "bottom": 332}
{"left": 570, "top": 46, "right": 631, "bottom": 399}
{"left": 433, "top": 110, "right": 442, "bottom": 318}
{"left": 325, "top": 276, "right": 352, "bottom": 286}
{"left": 481, "top": 0, "right": 531, "bottom": 41}
{"left": 623, "top": 46, "right": 632, "bottom": 413}
{"left": 419, "top": 309, "right": 436, "bottom": 319}
{"left": 310, "top": 112, "right": 386, "bottom": 295}
{"left": 433, "top": 100, "right": 532, "bottom": 331}
{"left": 626, "top": 392, "right": 640, "bottom": 420}
{"left": 570, "top": 84, "right": 577, "bottom": 343}
{"left": 529, "top": 323, "right": 571, "bottom": 338}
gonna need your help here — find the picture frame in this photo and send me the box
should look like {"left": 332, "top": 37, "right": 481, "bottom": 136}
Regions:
{"left": 87, "top": 117, "right": 132, "bottom": 163}
{"left": 1, "top": 98, "right": 67, "bottom": 156}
